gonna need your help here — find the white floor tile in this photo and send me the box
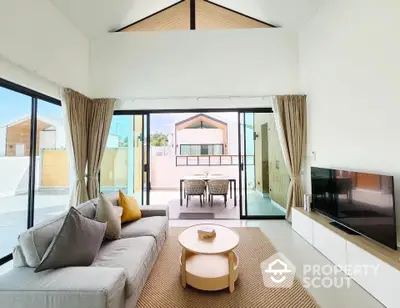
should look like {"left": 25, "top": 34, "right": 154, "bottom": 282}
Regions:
{"left": 170, "top": 219, "right": 384, "bottom": 308}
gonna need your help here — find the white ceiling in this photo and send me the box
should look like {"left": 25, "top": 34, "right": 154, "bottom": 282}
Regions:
{"left": 50, "top": 0, "right": 322, "bottom": 38}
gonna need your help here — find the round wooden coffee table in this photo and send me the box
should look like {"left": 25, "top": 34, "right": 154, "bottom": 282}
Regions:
{"left": 178, "top": 224, "right": 240, "bottom": 293}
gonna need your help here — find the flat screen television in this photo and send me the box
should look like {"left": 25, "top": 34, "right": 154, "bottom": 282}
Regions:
{"left": 311, "top": 167, "right": 397, "bottom": 250}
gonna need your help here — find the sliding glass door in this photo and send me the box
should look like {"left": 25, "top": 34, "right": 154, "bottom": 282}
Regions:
{"left": 239, "top": 111, "right": 288, "bottom": 218}
{"left": 0, "top": 78, "right": 62, "bottom": 266}
{"left": 100, "top": 113, "right": 150, "bottom": 205}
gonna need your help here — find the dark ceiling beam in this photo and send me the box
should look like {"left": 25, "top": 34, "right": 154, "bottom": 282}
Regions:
{"left": 204, "top": 0, "right": 279, "bottom": 28}
{"left": 114, "top": 0, "right": 185, "bottom": 32}
{"left": 190, "top": 0, "right": 196, "bottom": 30}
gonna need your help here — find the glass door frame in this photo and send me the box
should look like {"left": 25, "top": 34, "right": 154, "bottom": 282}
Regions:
{"left": 0, "top": 78, "right": 61, "bottom": 266}
{"left": 238, "top": 109, "right": 285, "bottom": 220}
{"left": 115, "top": 106, "right": 285, "bottom": 219}
{"left": 113, "top": 110, "right": 151, "bottom": 205}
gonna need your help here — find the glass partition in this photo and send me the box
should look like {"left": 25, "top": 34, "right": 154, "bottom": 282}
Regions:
{"left": 100, "top": 114, "right": 148, "bottom": 205}
{"left": 239, "top": 111, "right": 288, "bottom": 218}
{"left": 0, "top": 87, "right": 31, "bottom": 258}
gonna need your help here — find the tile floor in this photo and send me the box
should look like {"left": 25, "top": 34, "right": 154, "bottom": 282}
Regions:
{"left": 150, "top": 189, "right": 285, "bottom": 219}
{"left": 169, "top": 219, "right": 384, "bottom": 308}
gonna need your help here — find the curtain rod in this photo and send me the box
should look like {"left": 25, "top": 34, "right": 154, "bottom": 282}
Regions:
{"left": 116, "top": 95, "right": 274, "bottom": 101}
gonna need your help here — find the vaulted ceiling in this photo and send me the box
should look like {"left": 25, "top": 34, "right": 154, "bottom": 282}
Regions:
{"left": 50, "top": 0, "right": 321, "bottom": 38}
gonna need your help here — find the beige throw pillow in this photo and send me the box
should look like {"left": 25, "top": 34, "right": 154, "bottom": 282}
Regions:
{"left": 95, "top": 193, "right": 122, "bottom": 240}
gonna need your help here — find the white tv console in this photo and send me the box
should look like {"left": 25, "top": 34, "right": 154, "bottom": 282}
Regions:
{"left": 292, "top": 207, "right": 400, "bottom": 308}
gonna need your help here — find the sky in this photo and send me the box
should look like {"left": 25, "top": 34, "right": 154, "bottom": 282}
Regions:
{"left": 0, "top": 87, "right": 63, "bottom": 127}
{"left": 0, "top": 86, "right": 240, "bottom": 144}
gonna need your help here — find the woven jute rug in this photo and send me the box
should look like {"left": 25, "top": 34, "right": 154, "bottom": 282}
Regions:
{"left": 136, "top": 227, "right": 319, "bottom": 308}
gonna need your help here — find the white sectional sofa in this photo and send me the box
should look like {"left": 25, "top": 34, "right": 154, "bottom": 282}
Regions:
{"left": 0, "top": 193, "right": 169, "bottom": 308}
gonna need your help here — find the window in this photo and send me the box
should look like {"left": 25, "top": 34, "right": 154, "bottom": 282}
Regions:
{"left": 0, "top": 78, "right": 62, "bottom": 265}
{"left": 100, "top": 115, "right": 145, "bottom": 205}
{"left": 180, "top": 144, "right": 223, "bottom": 155}
{"left": 34, "top": 100, "right": 68, "bottom": 225}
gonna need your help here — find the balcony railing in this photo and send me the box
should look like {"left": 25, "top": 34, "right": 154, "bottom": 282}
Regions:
{"left": 175, "top": 155, "right": 254, "bottom": 166}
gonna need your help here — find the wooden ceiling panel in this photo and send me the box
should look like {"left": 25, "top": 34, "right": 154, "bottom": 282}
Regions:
{"left": 119, "top": 0, "right": 272, "bottom": 32}
{"left": 121, "top": 0, "right": 190, "bottom": 32}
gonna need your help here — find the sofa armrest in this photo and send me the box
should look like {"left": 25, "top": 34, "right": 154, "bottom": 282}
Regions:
{"left": 141, "top": 205, "right": 169, "bottom": 218}
{"left": 0, "top": 267, "right": 125, "bottom": 308}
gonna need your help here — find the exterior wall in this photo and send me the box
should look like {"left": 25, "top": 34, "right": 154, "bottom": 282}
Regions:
{"left": 39, "top": 130, "right": 57, "bottom": 149}
{"left": 254, "top": 114, "right": 266, "bottom": 193}
{"left": 134, "top": 116, "right": 143, "bottom": 195}
{"left": 0, "top": 127, "right": 6, "bottom": 157}
{"left": 254, "top": 113, "right": 289, "bottom": 207}
{"left": 40, "top": 149, "right": 69, "bottom": 187}
{"left": 106, "top": 135, "right": 119, "bottom": 148}
{"left": 176, "top": 129, "right": 224, "bottom": 153}
{"left": 150, "top": 155, "right": 238, "bottom": 190}
{"left": 0, "top": 157, "right": 39, "bottom": 197}
{"left": 267, "top": 115, "right": 289, "bottom": 208}
{"left": 100, "top": 148, "right": 128, "bottom": 188}
{"left": 6, "top": 119, "right": 52, "bottom": 156}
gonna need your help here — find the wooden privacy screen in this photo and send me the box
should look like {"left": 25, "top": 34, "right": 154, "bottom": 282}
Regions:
{"left": 119, "top": 0, "right": 272, "bottom": 32}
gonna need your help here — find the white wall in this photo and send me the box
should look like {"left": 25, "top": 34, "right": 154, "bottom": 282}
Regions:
{"left": 299, "top": 0, "right": 400, "bottom": 245}
{"left": 90, "top": 28, "right": 299, "bottom": 101}
{"left": 177, "top": 129, "right": 223, "bottom": 146}
{"left": 212, "top": 0, "right": 320, "bottom": 28}
{"left": 151, "top": 155, "right": 238, "bottom": 189}
{"left": 0, "top": 0, "right": 90, "bottom": 97}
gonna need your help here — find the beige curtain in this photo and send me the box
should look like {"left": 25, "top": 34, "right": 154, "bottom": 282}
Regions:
{"left": 273, "top": 95, "right": 307, "bottom": 220}
{"left": 87, "top": 99, "right": 115, "bottom": 199}
{"left": 63, "top": 89, "right": 90, "bottom": 207}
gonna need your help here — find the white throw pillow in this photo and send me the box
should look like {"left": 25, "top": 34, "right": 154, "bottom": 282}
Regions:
{"left": 95, "top": 193, "right": 123, "bottom": 240}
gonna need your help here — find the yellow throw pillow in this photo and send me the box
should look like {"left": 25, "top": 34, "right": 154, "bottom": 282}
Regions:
{"left": 118, "top": 190, "right": 141, "bottom": 223}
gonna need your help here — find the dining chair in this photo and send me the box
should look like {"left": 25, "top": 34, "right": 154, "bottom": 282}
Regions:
{"left": 184, "top": 180, "right": 206, "bottom": 207}
{"left": 208, "top": 179, "right": 230, "bottom": 207}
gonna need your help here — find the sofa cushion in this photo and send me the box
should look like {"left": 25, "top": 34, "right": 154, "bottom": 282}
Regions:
{"left": 0, "top": 266, "right": 125, "bottom": 308}
{"left": 18, "top": 201, "right": 96, "bottom": 267}
{"left": 121, "top": 216, "right": 168, "bottom": 246}
{"left": 12, "top": 245, "right": 28, "bottom": 268}
{"left": 92, "top": 237, "right": 157, "bottom": 300}
{"left": 35, "top": 207, "right": 106, "bottom": 273}
{"left": 92, "top": 192, "right": 119, "bottom": 207}
{"left": 96, "top": 193, "right": 123, "bottom": 240}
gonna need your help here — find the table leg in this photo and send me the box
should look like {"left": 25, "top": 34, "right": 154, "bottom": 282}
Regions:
{"left": 233, "top": 180, "right": 237, "bottom": 207}
{"left": 180, "top": 180, "right": 183, "bottom": 206}
{"left": 181, "top": 248, "right": 187, "bottom": 288}
{"left": 228, "top": 251, "right": 235, "bottom": 293}
{"left": 229, "top": 180, "right": 232, "bottom": 199}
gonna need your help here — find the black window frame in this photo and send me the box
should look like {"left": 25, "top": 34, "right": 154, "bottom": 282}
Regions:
{"left": 0, "top": 78, "right": 61, "bottom": 266}
{"left": 180, "top": 143, "right": 224, "bottom": 155}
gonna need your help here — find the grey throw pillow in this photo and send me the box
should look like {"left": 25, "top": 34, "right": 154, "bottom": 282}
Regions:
{"left": 95, "top": 193, "right": 123, "bottom": 240}
{"left": 35, "top": 207, "right": 106, "bottom": 273}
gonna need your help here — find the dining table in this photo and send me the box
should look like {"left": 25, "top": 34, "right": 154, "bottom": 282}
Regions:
{"left": 180, "top": 175, "right": 237, "bottom": 207}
